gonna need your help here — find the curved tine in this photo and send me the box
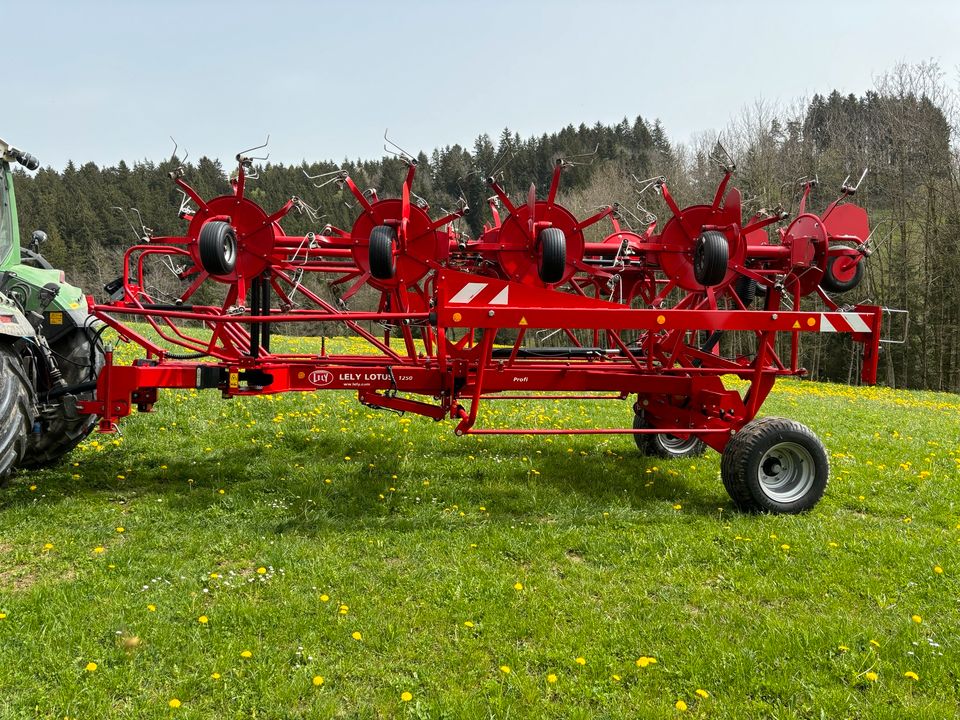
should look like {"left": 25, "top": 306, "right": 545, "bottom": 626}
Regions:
{"left": 489, "top": 144, "right": 517, "bottom": 179}
{"left": 130, "top": 208, "right": 153, "bottom": 238}
{"left": 169, "top": 136, "right": 189, "bottom": 169}
{"left": 559, "top": 143, "right": 600, "bottom": 167}
{"left": 236, "top": 134, "right": 270, "bottom": 163}
{"left": 709, "top": 136, "right": 736, "bottom": 172}
{"left": 112, "top": 207, "right": 145, "bottom": 242}
{"left": 303, "top": 167, "right": 346, "bottom": 189}
{"left": 631, "top": 174, "right": 666, "bottom": 197}
{"left": 383, "top": 128, "right": 416, "bottom": 163}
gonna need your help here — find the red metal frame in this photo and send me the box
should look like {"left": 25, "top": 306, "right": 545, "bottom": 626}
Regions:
{"left": 80, "top": 153, "right": 882, "bottom": 454}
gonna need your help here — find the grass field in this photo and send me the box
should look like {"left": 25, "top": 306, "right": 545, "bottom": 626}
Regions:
{"left": 1, "top": 337, "right": 959, "bottom": 718}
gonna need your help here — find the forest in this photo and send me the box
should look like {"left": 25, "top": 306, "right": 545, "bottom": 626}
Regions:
{"left": 12, "top": 62, "right": 960, "bottom": 392}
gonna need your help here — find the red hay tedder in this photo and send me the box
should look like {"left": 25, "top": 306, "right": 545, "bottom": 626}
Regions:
{"left": 80, "top": 140, "right": 884, "bottom": 514}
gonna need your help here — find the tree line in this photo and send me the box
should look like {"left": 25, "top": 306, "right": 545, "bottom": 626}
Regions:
{"left": 12, "top": 62, "right": 960, "bottom": 393}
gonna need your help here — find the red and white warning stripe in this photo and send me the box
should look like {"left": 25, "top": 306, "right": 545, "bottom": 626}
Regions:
{"left": 820, "top": 312, "right": 871, "bottom": 333}
{"left": 449, "top": 282, "right": 509, "bottom": 305}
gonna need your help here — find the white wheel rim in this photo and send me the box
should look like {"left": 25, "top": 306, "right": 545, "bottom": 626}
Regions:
{"left": 658, "top": 434, "right": 700, "bottom": 456}
{"left": 758, "top": 441, "right": 816, "bottom": 503}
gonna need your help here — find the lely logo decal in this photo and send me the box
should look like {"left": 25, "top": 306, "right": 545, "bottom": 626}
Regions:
{"left": 308, "top": 370, "right": 334, "bottom": 387}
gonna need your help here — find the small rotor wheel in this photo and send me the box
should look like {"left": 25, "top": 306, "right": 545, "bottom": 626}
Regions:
{"left": 369, "top": 225, "right": 398, "bottom": 280}
{"left": 537, "top": 227, "right": 567, "bottom": 284}
{"left": 693, "top": 231, "right": 729, "bottom": 287}
{"left": 821, "top": 254, "right": 864, "bottom": 294}
{"left": 198, "top": 221, "right": 238, "bottom": 276}
{"left": 632, "top": 412, "right": 707, "bottom": 459}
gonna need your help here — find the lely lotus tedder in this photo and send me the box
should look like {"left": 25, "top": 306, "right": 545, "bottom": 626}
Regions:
{"left": 23, "top": 138, "right": 886, "bottom": 513}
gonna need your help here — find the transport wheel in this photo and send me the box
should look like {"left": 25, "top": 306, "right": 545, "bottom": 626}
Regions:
{"left": 22, "top": 326, "right": 105, "bottom": 469}
{"left": 693, "top": 230, "right": 728, "bottom": 287}
{"left": 198, "top": 221, "right": 238, "bottom": 276}
{"left": 633, "top": 412, "right": 707, "bottom": 459}
{"left": 720, "top": 417, "right": 829, "bottom": 513}
{"left": 369, "top": 225, "right": 398, "bottom": 280}
{"left": 821, "top": 254, "right": 864, "bottom": 294}
{"left": 0, "top": 343, "right": 35, "bottom": 485}
{"left": 537, "top": 227, "right": 566, "bottom": 284}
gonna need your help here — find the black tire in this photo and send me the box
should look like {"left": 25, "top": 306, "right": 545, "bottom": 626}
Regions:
{"left": 369, "top": 225, "right": 398, "bottom": 280}
{"left": 0, "top": 343, "right": 35, "bottom": 485}
{"left": 821, "top": 255, "right": 864, "bottom": 294}
{"left": 198, "top": 221, "right": 238, "bottom": 276}
{"left": 21, "top": 326, "right": 105, "bottom": 469}
{"left": 734, "top": 275, "right": 757, "bottom": 306}
{"left": 720, "top": 417, "right": 829, "bottom": 514}
{"left": 537, "top": 227, "right": 566, "bottom": 284}
{"left": 693, "top": 231, "right": 729, "bottom": 287}
{"left": 633, "top": 412, "right": 707, "bottom": 459}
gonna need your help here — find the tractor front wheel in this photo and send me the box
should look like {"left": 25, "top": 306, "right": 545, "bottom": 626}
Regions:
{"left": 0, "top": 343, "right": 35, "bottom": 485}
{"left": 720, "top": 417, "right": 828, "bottom": 513}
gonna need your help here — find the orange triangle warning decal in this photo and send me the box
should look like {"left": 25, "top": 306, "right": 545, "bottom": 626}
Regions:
{"left": 519, "top": 316, "right": 528, "bottom": 326}
{"left": 792, "top": 320, "right": 801, "bottom": 329}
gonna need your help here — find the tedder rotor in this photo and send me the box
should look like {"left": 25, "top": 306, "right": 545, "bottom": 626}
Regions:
{"left": 79, "top": 141, "right": 883, "bottom": 514}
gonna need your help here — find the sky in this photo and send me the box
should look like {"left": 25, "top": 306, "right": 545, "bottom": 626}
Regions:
{"left": 7, "top": 0, "right": 960, "bottom": 170}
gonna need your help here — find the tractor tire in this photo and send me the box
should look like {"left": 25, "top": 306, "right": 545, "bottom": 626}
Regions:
{"left": 821, "top": 255, "right": 864, "bottom": 294}
{"left": 537, "top": 227, "right": 566, "bottom": 284}
{"left": 734, "top": 275, "right": 758, "bottom": 306}
{"left": 0, "top": 343, "right": 35, "bottom": 486}
{"left": 720, "top": 416, "right": 828, "bottom": 514}
{"left": 198, "top": 221, "right": 238, "bottom": 276}
{"left": 633, "top": 412, "right": 707, "bottom": 459}
{"left": 693, "top": 231, "right": 728, "bottom": 287}
{"left": 21, "top": 326, "right": 105, "bottom": 469}
{"left": 369, "top": 225, "right": 398, "bottom": 280}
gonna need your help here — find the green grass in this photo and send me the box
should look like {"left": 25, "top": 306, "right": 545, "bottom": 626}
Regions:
{"left": 1, "top": 337, "right": 959, "bottom": 718}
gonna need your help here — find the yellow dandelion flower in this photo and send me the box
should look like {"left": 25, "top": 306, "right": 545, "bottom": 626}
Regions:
{"left": 780, "top": 544, "right": 790, "bottom": 550}
{"left": 547, "top": 673, "right": 557, "bottom": 684}
{"left": 312, "top": 675, "right": 324, "bottom": 686}
{"left": 168, "top": 699, "right": 181, "bottom": 709}
{"left": 865, "top": 671, "right": 878, "bottom": 682}
{"left": 911, "top": 614, "right": 922, "bottom": 623}
{"left": 0, "top": 613, "right": 6, "bottom": 620}
{"left": 695, "top": 689, "right": 709, "bottom": 698}
{"left": 513, "top": 582, "right": 524, "bottom": 591}
{"left": 93, "top": 546, "right": 105, "bottom": 554}
{"left": 256, "top": 567, "right": 267, "bottom": 575}
{"left": 351, "top": 631, "right": 362, "bottom": 641}
{"left": 29, "top": 485, "right": 37, "bottom": 491}
{"left": 933, "top": 565, "right": 943, "bottom": 574}
{"left": 904, "top": 671, "right": 919, "bottom": 681}
{"left": 85, "top": 662, "right": 98, "bottom": 672}
{"left": 575, "top": 657, "right": 586, "bottom": 665}
{"left": 42, "top": 543, "right": 54, "bottom": 551}
{"left": 500, "top": 665, "right": 511, "bottom": 674}
{"left": 869, "top": 639, "right": 880, "bottom": 648}
{"left": 672, "top": 504, "right": 682, "bottom": 510}
{"left": 211, "top": 672, "right": 221, "bottom": 680}
{"left": 676, "top": 700, "right": 688, "bottom": 711}
{"left": 636, "top": 656, "right": 657, "bottom": 668}
{"left": 115, "top": 527, "right": 125, "bottom": 533}
{"left": 240, "top": 650, "right": 252, "bottom": 658}
{"left": 319, "top": 594, "right": 329, "bottom": 602}
{"left": 147, "top": 604, "right": 156, "bottom": 612}
{"left": 198, "top": 616, "right": 208, "bottom": 624}
{"left": 612, "top": 674, "right": 621, "bottom": 681}
{"left": 838, "top": 645, "right": 849, "bottom": 652}
{"left": 400, "top": 691, "right": 413, "bottom": 702}
{"left": 464, "top": 621, "right": 474, "bottom": 628}
{"left": 209, "top": 572, "right": 219, "bottom": 579}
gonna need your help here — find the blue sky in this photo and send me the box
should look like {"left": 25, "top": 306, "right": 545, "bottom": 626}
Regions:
{"left": 9, "top": 0, "right": 960, "bottom": 169}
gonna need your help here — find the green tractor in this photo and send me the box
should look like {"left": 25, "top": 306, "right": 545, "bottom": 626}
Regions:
{"left": 0, "top": 137, "right": 103, "bottom": 483}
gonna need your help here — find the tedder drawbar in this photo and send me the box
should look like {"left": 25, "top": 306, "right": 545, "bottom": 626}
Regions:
{"left": 79, "top": 142, "right": 884, "bottom": 514}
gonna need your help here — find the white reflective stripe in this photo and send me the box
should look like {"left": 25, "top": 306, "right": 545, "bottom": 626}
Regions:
{"left": 490, "top": 287, "right": 509, "bottom": 305}
{"left": 842, "top": 312, "right": 871, "bottom": 333}
{"left": 820, "top": 314, "right": 837, "bottom": 332}
{"left": 450, "top": 282, "right": 488, "bottom": 304}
